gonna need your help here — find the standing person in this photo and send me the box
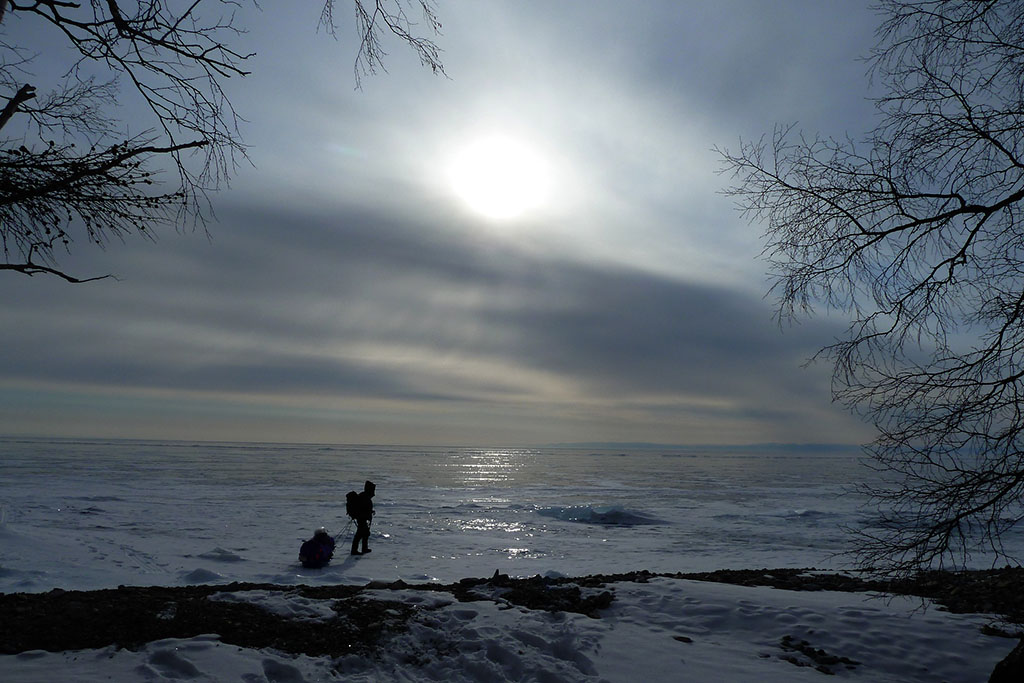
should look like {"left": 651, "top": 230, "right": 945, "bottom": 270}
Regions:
{"left": 349, "top": 480, "right": 375, "bottom": 555}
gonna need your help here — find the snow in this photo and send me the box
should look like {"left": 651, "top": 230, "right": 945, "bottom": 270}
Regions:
{"left": 0, "top": 579, "right": 1011, "bottom": 682}
{"left": 208, "top": 589, "right": 340, "bottom": 621}
{"left": 0, "top": 439, "right": 1018, "bottom": 681}
{"left": 1, "top": 636, "right": 337, "bottom": 683}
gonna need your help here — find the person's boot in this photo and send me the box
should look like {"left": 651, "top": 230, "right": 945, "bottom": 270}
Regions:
{"left": 351, "top": 542, "right": 361, "bottom": 555}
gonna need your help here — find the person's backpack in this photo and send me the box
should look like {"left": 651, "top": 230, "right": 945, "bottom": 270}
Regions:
{"left": 345, "top": 490, "right": 359, "bottom": 519}
{"left": 299, "top": 533, "right": 335, "bottom": 569}
{"left": 299, "top": 539, "right": 325, "bottom": 568}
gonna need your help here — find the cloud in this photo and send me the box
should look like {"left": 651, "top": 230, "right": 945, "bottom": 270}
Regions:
{"left": 0, "top": 195, "right": 865, "bottom": 444}
{"left": 0, "top": 1, "right": 885, "bottom": 445}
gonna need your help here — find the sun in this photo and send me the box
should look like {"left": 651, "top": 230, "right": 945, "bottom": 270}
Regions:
{"left": 446, "top": 135, "right": 550, "bottom": 220}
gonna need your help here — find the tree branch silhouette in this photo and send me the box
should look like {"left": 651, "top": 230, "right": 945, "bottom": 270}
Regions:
{"left": 720, "top": 0, "right": 1024, "bottom": 578}
{"left": 1, "top": 1, "right": 444, "bottom": 282}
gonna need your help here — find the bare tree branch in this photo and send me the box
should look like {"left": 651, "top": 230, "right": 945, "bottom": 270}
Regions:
{"left": 0, "top": 261, "right": 112, "bottom": 283}
{"left": 320, "top": 0, "right": 445, "bottom": 88}
{"left": 0, "top": 82, "right": 33, "bottom": 130}
{"left": 0, "top": 1, "right": 445, "bottom": 282}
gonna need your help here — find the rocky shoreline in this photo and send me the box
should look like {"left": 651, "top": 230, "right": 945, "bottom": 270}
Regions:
{"left": 2, "top": 567, "right": 1021, "bottom": 669}
{"left": 671, "top": 566, "right": 1024, "bottom": 625}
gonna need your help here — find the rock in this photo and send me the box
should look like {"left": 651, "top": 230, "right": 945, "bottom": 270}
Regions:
{"left": 990, "top": 638, "right": 1024, "bottom": 683}
{"left": 779, "top": 634, "right": 859, "bottom": 674}
{"left": 488, "top": 570, "right": 512, "bottom": 586}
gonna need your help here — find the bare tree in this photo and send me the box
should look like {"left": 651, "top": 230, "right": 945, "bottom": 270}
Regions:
{"left": 0, "top": 0, "right": 443, "bottom": 283}
{"left": 719, "top": 0, "right": 1024, "bottom": 577}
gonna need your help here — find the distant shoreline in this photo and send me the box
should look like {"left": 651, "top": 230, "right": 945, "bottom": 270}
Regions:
{"left": 0, "top": 434, "right": 862, "bottom": 453}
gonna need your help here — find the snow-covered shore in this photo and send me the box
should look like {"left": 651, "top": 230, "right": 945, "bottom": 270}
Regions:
{"left": 1, "top": 569, "right": 1018, "bottom": 682}
{"left": 3, "top": 440, "right": 1021, "bottom": 680}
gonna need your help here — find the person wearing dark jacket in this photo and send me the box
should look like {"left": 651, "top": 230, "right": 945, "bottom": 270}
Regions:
{"left": 299, "top": 527, "right": 335, "bottom": 568}
{"left": 350, "top": 480, "right": 375, "bottom": 555}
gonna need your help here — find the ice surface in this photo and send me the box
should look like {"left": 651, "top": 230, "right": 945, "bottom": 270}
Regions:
{"left": 536, "top": 505, "right": 665, "bottom": 525}
{"left": 0, "top": 438, "right": 946, "bottom": 593}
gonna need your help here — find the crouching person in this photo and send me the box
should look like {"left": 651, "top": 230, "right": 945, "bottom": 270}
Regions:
{"left": 299, "top": 527, "right": 335, "bottom": 568}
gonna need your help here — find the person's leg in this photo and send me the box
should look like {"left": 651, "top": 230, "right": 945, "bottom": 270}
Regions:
{"left": 352, "top": 519, "right": 369, "bottom": 554}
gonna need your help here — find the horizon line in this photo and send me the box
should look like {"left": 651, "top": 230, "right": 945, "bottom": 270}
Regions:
{"left": 0, "top": 434, "right": 862, "bottom": 452}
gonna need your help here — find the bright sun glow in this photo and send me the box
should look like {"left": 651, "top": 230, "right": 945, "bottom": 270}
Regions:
{"left": 447, "top": 135, "right": 550, "bottom": 220}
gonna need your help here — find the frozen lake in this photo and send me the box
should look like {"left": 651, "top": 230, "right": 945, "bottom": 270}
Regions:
{"left": 1, "top": 438, "right": 904, "bottom": 592}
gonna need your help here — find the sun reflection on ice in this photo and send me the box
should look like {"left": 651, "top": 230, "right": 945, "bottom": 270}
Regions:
{"left": 455, "top": 518, "right": 526, "bottom": 533}
{"left": 448, "top": 449, "right": 536, "bottom": 487}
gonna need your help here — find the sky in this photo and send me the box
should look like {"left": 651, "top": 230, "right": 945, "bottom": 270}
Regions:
{"left": 0, "top": 1, "right": 885, "bottom": 446}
